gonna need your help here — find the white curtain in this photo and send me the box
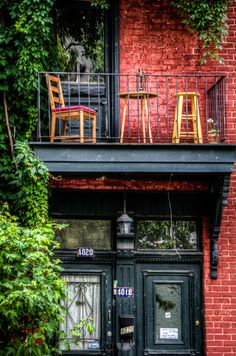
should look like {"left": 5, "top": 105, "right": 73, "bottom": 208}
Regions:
{"left": 60, "top": 274, "right": 101, "bottom": 350}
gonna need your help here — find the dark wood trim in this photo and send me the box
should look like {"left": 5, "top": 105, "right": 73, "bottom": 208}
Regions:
{"left": 31, "top": 143, "right": 236, "bottom": 176}
{"left": 209, "top": 174, "right": 231, "bottom": 279}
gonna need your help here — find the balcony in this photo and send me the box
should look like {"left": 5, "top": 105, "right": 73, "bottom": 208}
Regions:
{"left": 37, "top": 72, "right": 227, "bottom": 144}
{"left": 33, "top": 72, "right": 236, "bottom": 179}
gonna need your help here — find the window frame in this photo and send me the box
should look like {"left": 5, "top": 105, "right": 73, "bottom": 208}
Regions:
{"left": 135, "top": 217, "right": 202, "bottom": 252}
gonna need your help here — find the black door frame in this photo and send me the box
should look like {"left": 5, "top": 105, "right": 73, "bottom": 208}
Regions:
{"left": 51, "top": 189, "right": 205, "bottom": 355}
{"left": 135, "top": 261, "right": 203, "bottom": 356}
{"left": 60, "top": 263, "right": 114, "bottom": 355}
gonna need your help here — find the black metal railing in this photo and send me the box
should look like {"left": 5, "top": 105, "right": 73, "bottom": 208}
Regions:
{"left": 37, "top": 72, "right": 227, "bottom": 144}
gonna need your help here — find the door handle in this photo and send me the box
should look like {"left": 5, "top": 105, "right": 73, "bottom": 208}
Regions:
{"left": 195, "top": 320, "right": 200, "bottom": 326}
{"left": 108, "top": 309, "right": 111, "bottom": 322}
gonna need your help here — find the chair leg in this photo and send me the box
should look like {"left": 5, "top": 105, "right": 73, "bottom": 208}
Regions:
{"left": 80, "top": 112, "right": 84, "bottom": 143}
{"left": 92, "top": 115, "right": 96, "bottom": 143}
{"left": 50, "top": 113, "right": 56, "bottom": 143}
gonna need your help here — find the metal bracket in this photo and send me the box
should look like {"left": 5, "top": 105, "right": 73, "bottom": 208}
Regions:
{"left": 209, "top": 174, "right": 230, "bottom": 279}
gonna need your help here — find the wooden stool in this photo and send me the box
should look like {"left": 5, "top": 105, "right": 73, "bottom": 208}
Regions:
{"left": 172, "top": 92, "right": 203, "bottom": 144}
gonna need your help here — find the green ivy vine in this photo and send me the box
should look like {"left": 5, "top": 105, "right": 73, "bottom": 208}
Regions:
{"left": 0, "top": 0, "right": 63, "bottom": 204}
{"left": 0, "top": 203, "right": 66, "bottom": 355}
{"left": 92, "top": 0, "right": 232, "bottom": 63}
{"left": 0, "top": 142, "right": 65, "bottom": 355}
{"left": 170, "top": 0, "right": 233, "bottom": 63}
{"left": 0, "top": 0, "right": 233, "bottom": 353}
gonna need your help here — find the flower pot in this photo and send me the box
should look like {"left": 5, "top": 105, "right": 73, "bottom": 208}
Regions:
{"left": 208, "top": 132, "right": 219, "bottom": 144}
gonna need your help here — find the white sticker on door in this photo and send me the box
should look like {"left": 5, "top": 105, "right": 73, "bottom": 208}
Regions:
{"left": 160, "top": 328, "right": 178, "bottom": 339}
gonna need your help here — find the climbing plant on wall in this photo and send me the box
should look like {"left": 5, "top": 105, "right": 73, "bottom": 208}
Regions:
{"left": 170, "top": 0, "right": 233, "bottom": 63}
{"left": 92, "top": 0, "right": 232, "bottom": 63}
{"left": 0, "top": 0, "right": 63, "bottom": 205}
{"left": 0, "top": 2, "right": 67, "bottom": 353}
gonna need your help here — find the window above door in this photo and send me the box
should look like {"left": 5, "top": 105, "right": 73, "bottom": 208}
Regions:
{"left": 54, "top": 219, "right": 112, "bottom": 249}
{"left": 136, "top": 220, "right": 199, "bottom": 251}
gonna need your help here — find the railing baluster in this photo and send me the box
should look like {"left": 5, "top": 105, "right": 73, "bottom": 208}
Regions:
{"left": 205, "top": 76, "right": 208, "bottom": 141}
{"left": 156, "top": 75, "right": 160, "bottom": 141}
{"left": 40, "top": 72, "right": 227, "bottom": 144}
{"left": 166, "top": 77, "right": 169, "bottom": 137}
{"left": 37, "top": 72, "right": 41, "bottom": 141}
{"left": 107, "top": 74, "right": 110, "bottom": 138}
{"left": 185, "top": 76, "right": 189, "bottom": 139}
{"left": 127, "top": 75, "right": 131, "bottom": 141}
{"left": 195, "top": 76, "right": 199, "bottom": 139}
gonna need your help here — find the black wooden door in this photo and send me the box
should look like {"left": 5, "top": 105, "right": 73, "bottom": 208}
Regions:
{"left": 60, "top": 263, "right": 114, "bottom": 355}
{"left": 135, "top": 263, "right": 203, "bottom": 356}
{"left": 59, "top": 262, "right": 203, "bottom": 355}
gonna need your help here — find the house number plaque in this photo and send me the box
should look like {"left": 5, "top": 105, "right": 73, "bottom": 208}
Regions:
{"left": 77, "top": 248, "right": 94, "bottom": 257}
{"left": 114, "top": 287, "right": 134, "bottom": 297}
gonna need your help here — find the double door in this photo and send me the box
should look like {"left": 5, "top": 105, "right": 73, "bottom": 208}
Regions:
{"left": 60, "top": 261, "right": 203, "bottom": 356}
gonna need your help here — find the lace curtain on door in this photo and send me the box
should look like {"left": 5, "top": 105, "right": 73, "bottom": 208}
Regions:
{"left": 60, "top": 274, "right": 101, "bottom": 350}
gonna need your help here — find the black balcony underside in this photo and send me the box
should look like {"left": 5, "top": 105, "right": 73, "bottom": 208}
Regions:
{"left": 32, "top": 143, "right": 236, "bottom": 176}
{"left": 31, "top": 142, "right": 236, "bottom": 280}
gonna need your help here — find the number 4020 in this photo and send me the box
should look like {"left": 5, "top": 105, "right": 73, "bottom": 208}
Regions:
{"left": 77, "top": 248, "right": 94, "bottom": 257}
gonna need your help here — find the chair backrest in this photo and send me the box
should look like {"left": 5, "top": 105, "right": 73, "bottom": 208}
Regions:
{"left": 46, "top": 73, "right": 65, "bottom": 110}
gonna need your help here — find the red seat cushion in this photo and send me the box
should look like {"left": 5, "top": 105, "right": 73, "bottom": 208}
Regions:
{"left": 52, "top": 105, "right": 96, "bottom": 114}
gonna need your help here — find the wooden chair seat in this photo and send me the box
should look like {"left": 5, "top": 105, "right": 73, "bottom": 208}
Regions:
{"left": 46, "top": 74, "right": 96, "bottom": 143}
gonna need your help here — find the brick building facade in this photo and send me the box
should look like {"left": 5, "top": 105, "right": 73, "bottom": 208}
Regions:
{"left": 119, "top": 1, "right": 236, "bottom": 354}
{"left": 34, "top": 0, "right": 236, "bottom": 355}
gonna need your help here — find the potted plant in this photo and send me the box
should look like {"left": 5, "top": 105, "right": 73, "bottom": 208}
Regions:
{"left": 207, "top": 119, "right": 220, "bottom": 143}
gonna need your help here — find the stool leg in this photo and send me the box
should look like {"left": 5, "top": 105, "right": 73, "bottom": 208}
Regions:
{"left": 195, "top": 95, "right": 203, "bottom": 143}
{"left": 192, "top": 95, "right": 203, "bottom": 144}
{"left": 120, "top": 98, "right": 128, "bottom": 143}
{"left": 172, "top": 94, "right": 183, "bottom": 143}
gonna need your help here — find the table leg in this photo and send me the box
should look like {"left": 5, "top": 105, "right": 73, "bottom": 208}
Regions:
{"left": 120, "top": 98, "right": 128, "bottom": 143}
{"left": 141, "top": 98, "right": 146, "bottom": 143}
{"left": 144, "top": 97, "right": 153, "bottom": 143}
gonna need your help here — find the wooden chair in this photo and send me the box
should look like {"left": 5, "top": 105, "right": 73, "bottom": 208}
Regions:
{"left": 46, "top": 73, "right": 96, "bottom": 143}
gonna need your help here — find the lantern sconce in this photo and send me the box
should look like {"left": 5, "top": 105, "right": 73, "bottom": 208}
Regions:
{"left": 116, "top": 194, "right": 134, "bottom": 250}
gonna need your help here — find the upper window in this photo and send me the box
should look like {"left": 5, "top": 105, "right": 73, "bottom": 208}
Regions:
{"left": 137, "top": 220, "right": 198, "bottom": 250}
{"left": 54, "top": 219, "right": 112, "bottom": 249}
{"left": 56, "top": 0, "right": 105, "bottom": 77}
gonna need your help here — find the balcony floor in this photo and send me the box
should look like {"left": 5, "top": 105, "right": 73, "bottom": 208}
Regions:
{"left": 31, "top": 142, "right": 236, "bottom": 178}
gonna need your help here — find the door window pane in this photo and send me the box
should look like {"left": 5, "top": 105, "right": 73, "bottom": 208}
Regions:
{"left": 60, "top": 274, "right": 101, "bottom": 351}
{"left": 137, "top": 220, "right": 197, "bottom": 250}
{"left": 155, "top": 283, "right": 182, "bottom": 344}
{"left": 54, "top": 219, "right": 111, "bottom": 249}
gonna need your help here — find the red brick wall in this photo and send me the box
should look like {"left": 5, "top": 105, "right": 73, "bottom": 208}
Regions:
{"left": 50, "top": 177, "right": 208, "bottom": 191}
{"left": 119, "top": 0, "right": 236, "bottom": 144}
{"left": 119, "top": 1, "right": 236, "bottom": 355}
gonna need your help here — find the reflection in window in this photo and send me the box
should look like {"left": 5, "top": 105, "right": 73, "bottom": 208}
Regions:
{"left": 137, "top": 220, "right": 197, "bottom": 250}
{"left": 155, "top": 283, "right": 182, "bottom": 344}
{"left": 56, "top": 1, "right": 105, "bottom": 76}
{"left": 60, "top": 274, "right": 101, "bottom": 350}
{"left": 54, "top": 219, "right": 111, "bottom": 249}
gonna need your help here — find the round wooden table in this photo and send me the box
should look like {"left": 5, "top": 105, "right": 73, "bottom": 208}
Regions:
{"left": 119, "top": 91, "right": 157, "bottom": 143}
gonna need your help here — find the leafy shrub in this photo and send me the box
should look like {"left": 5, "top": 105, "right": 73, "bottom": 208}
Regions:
{"left": 0, "top": 205, "right": 65, "bottom": 355}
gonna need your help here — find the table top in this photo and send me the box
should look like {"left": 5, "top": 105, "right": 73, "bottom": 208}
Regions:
{"left": 118, "top": 91, "right": 158, "bottom": 99}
